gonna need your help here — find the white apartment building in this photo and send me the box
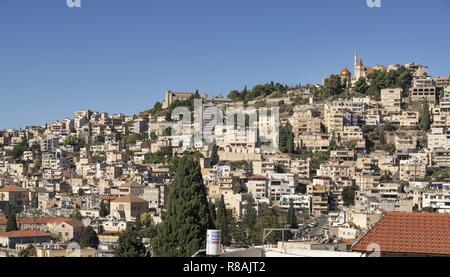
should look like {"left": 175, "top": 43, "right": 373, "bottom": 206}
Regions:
{"left": 428, "top": 127, "right": 450, "bottom": 151}
{"left": 267, "top": 173, "right": 297, "bottom": 204}
{"left": 422, "top": 191, "right": 450, "bottom": 213}
{"left": 246, "top": 176, "right": 268, "bottom": 201}
{"left": 279, "top": 194, "right": 311, "bottom": 213}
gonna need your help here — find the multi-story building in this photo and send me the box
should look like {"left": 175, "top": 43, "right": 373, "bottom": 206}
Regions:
{"left": 310, "top": 185, "right": 330, "bottom": 217}
{"left": 410, "top": 86, "right": 437, "bottom": 103}
{"left": 279, "top": 194, "right": 311, "bottom": 213}
{"left": 246, "top": 176, "right": 268, "bottom": 201}
{"left": 400, "top": 111, "right": 419, "bottom": 127}
{"left": 381, "top": 88, "right": 402, "bottom": 112}
{"left": 422, "top": 191, "right": 450, "bottom": 213}
{"left": 296, "top": 133, "right": 330, "bottom": 152}
{"left": 399, "top": 160, "right": 427, "bottom": 181}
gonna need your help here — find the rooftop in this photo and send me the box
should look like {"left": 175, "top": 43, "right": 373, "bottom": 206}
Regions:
{"left": 0, "top": 230, "right": 50, "bottom": 238}
{"left": 111, "top": 195, "right": 148, "bottom": 204}
{"left": 0, "top": 184, "right": 29, "bottom": 193}
{"left": 352, "top": 212, "right": 450, "bottom": 256}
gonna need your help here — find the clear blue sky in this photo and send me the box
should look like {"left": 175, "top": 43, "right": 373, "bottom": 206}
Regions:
{"left": 1, "top": 0, "right": 449, "bottom": 129}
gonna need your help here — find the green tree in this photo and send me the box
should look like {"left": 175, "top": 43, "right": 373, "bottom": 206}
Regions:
{"left": 323, "top": 75, "right": 345, "bottom": 97}
{"left": 354, "top": 77, "right": 369, "bottom": 94}
{"left": 80, "top": 226, "right": 100, "bottom": 249}
{"left": 164, "top": 127, "right": 173, "bottom": 136}
{"left": 70, "top": 210, "right": 83, "bottom": 221}
{"left": 139, "top": 213, "right": 157, "bottom": 239}
{"left": 6, "top": 210, "right": 18, "bottom": 232}
{"left": 208, "top": 200, "right": 217, "bottom": 228}
{"left": 215, "top": 196, "right": 231, "bottom": 247}
{"left": 242, "top": 194, "right": 257, "bottom": 237}
{"left": 419, "top": 101, "right": 430, "bottom": 131}
{"left": 342, "top": 184, "right": 359, "bottom": 206}
{"left": 330, "top": 132, "right": 338, "bottom": 150}
{"left": 230, "top": 219, "right": 250, "bottom": 248}
{"left": 279, "top": 124, "right": 295, "bottom": 154}
{"left": 152, "top": 157, "right": 213, "bottom": 257}
{"left": 286, "top": 131, "right": 295, "bottom": 154}
{"left": 345, "top": 140, "right": 358, "bottom": 150}
{"left": 144, "top": 146, "right": 173, "bottom": 164}
{"left": 99, "top": 201, "right": 109, "bottom": 217}
{"left": 251, "top": 206, "right": 284, "bottom": 245}
{"left": 7, "top": 141, "right": 28, "bottom": 159}
{"left": 123, "top": 133, "right": 143, "bottom": 145}
{"left": 18, "top": 245, "right": 36, "bottom": 257}
{"left": 115, "top": 225, "right": 147, "bottom": 257}
{"left": 210, "top": 143, "right": 220, "bottom": 166}
{"left": 287, "top": 201, "right": 298, "bottom": 229}
{"left": 63, "top": 136, "right": 85, "bottom": 148}
{"left": 150, "top": 131, "right": 158, "bottom": 140}
{"left": 91, "top": 154, "right": 106, "bottom": 163}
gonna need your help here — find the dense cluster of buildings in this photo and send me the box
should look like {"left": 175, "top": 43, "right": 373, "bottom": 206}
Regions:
{"left": 1, "top": 54, "right": 450, "bottom": 257}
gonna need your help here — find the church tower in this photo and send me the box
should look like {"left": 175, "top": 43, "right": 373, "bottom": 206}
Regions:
{"left": 354, "top": 52, "right": 365, "bottom": 80}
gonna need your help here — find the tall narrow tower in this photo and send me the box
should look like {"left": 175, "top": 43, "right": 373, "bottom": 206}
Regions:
{"left": 354, "top": 52, "right": 358, "bottom": 76}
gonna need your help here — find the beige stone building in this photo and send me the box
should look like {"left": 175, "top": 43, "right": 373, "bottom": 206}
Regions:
{"left": 400, "top": 111, "right": 419, "bottom": 127}
{"left": 410, "top": 86, "right": 437, "bottom": 103}
{"left": 162, "top": 90, "right": 196, "bottom": 109}
{"left": 381, "top": 88, "right": 402, "bottom": 112}
{"left": 117, "top": 180, "right": 144, "bottom": 197}
{"left": 399, "top": 160, "right": 427, "bottom": 181}
{"left": 296, "top": 133, "right": 330, "bottom": 152}
{"left": 0, "top": 185, "right": 30, "bottom": 210}
{"left": 110, "top": 195, "right": 149, "bottom": 221}
{"left": 47, "top": 219, "right": 84, "bottom": 242}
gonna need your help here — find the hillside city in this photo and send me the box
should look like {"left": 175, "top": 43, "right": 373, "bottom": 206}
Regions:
{"left": 1, "top": 54, "right": 450, "bottom": 257}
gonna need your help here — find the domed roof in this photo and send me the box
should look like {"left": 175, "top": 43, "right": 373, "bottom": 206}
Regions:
{"left": 340, "top": 67, "right": 351, "bottom": 77}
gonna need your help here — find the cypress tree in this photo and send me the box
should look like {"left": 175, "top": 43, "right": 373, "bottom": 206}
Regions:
{"left": 286, "top": 131, "right": 295, "bottom": 154}
{"left": 208, "top": 200, "right": 217, "bottom": 228}
{"left": 6, "top": 210, "right": 18, "bottom": 232}
{"left": 210, "top": 143, "right": 220, "bottom": 166}
{"left": 99, "top": 200, "right": 109, "bottom": 217}
{"left": 419, "top": 101, "right": 430, "bottom": 131}
{"left": 216, "top": 196, "right": 231, "bottom": 246}
{"left": 287, "top": 200, "right": 298, "bottom": 229}
{"left": 242, "top": 194, "right": 257, "bottom": 237}
{"left": 152, "top": 156, "right": 213, "bottom": 257}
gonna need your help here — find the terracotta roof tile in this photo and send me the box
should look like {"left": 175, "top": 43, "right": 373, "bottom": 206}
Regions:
{"left": 0, "top": 230, "right": 50, "bottom": 238}
{"left": 17, "top": 217, "right": 66, "bottom": 225}
{"left": 112, "top": 195, "right": 148, "bottom": 203}
{"left": 352, "top": 212, "right": 450, "bottom": 256}
{"left": 0, "top": 185, "right": 29, "bottom": 193}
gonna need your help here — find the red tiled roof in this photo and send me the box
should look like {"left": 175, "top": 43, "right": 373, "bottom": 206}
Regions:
{"left": 112, "top": 195, "right": 148, "bottom": 203}
{"left": 17, "top": 217, "right": 66, "bottom": 225}
{"left": 352, "top": 213, "right": 450, "bottom": 256}
{"left": 249, "top": 175, "right": 267, "bottom": 181}
{"left": 102, "top": 196, "right": 118, "bottom": 201}
{"left": 0, "top": 185, "right": 29, "bottom": 193}
{"left": 0, "top": 230, "right": 50, "bottom": 238}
